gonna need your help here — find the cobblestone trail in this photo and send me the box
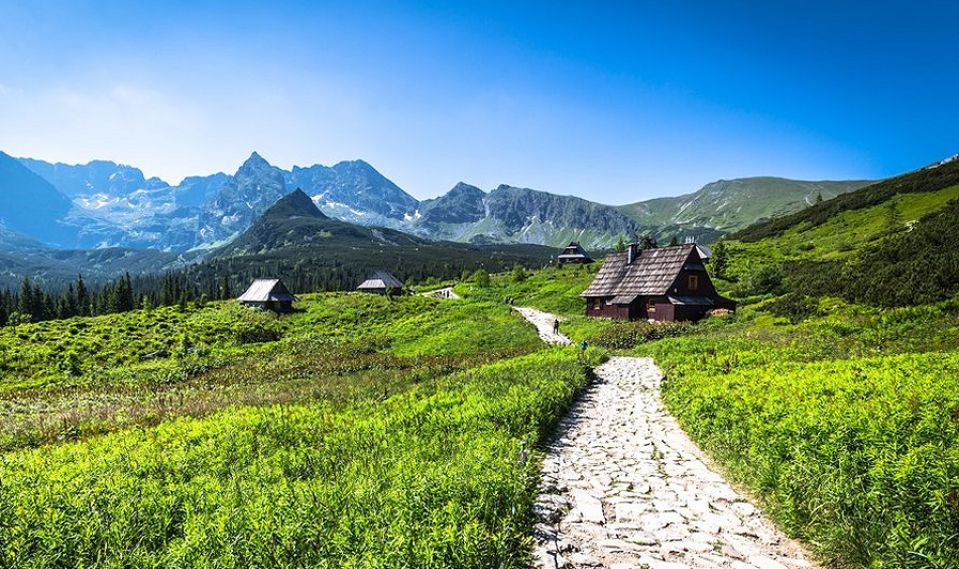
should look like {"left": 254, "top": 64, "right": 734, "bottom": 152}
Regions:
{"left": 421, "top": 286, "right": 460, "bottom": 299}
{"left": 515, "top": 307, "right": 572, "bottom": 346}
{"left": 534, "top": 356, "right": 816, "bottom": 569}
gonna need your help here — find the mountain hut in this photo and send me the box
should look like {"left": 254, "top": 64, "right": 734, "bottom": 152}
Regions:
{"left": 237, "top": 278, "right": 298, "bottom": 312}
{"left": 357, "top": 271, "right": 405, "bottom": 295}
{"left": 557, "top": 241, "right": 594, "bottom": 264}
{"left": 580, "top": 243, "right": 734, "bottom": 322}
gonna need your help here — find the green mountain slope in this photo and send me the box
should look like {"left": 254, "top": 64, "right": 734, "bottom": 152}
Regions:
{"left": 721, "top": 156, "right": 959, "bottom": 307}
{"left": 619, "top": 177, "right": 872, "bottom": 233}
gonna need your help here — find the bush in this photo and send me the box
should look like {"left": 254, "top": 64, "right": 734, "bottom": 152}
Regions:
{"left": 593, "top": 321, "right": 691, "bottom": 349}
{"left": 742, "top": 265, "right": 784, "bottom": 295}
{"left": 766, "top": 293, "right": 819, "bottom": 323}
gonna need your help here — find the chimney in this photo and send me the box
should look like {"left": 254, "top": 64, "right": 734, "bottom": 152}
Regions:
{"left": 627, "top": 243, "right": 638, "bottom": 264}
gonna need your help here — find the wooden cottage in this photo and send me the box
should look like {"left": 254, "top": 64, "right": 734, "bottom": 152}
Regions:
{"left": 557, "top": 242, "right": 594, "bottom": 264}
{"left": 357, "top": 271, "right": 405, "bottom": 295}
{"left": 581, "top": 243, "right": 734, "bottom": 322}
{"left": 237, "top": 278, "right": 298, "bottom": 312}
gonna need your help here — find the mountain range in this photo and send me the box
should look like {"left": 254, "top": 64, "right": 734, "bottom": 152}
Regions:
{"left": 1, "top": 150, "right": 874, "bottom": 255}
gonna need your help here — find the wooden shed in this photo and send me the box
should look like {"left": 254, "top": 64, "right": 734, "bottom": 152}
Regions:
{"left": 357, "top": 271, "right": 405, "bottom": 295}
{"left": 580, "top": 243, "right": 734, "bottom": 322}
{"left": 237, "top": 278, "right": 298, "bottom": 312}
{"left": 557, "top": 242, "right": 594, "bottom": 264}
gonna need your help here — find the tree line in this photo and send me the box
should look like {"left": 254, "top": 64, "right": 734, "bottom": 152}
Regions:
{"left": 0, "top": 273, "right": 235, "bottom": 326}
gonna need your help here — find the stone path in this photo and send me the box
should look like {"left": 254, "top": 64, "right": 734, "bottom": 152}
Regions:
{"left": 514, "top": 306, "right": 572, "bottom": 346}
{"left": 421, "top": 286, "right": 460, "bottom": 299}
{"left": 533, "top": 356, "right": 816, "bottom": 569}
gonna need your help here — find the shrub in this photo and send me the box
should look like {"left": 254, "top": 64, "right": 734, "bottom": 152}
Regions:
{"left": 593, "top": 321, "right": 691, "bottom": 349}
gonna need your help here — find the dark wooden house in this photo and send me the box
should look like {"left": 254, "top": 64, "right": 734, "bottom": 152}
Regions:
{"left": 357, "top": 271, "right": 405, "bottom": 295}
{"left": 581, "top": 243, "right": 735, "bottom": 322}
{"left": 557, "top": 242, "right": 594, "bottom": 264}
{"left": 237, "top": 278, "right": 298, "bottom": 312}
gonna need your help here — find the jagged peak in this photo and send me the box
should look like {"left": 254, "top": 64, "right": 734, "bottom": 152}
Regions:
{"left": 242, "top": 151, "right": 271, "bottom": 168}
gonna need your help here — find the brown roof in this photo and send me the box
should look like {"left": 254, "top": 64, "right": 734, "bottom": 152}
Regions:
{"left": 581, "top": 244, "right": 697, "bottom": 298}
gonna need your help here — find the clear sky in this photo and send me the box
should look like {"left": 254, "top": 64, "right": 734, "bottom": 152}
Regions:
{"left": 0, "top": 1, "right": 955, "bottom": 204}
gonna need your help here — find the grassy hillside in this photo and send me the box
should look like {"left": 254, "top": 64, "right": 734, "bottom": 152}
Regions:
{"left": 734, "top": 158, "right": 959, "bottom": 242}
{"left": 619, "top": 177, "right": 871, "bottom": 233}
{"left": 0, "top": 289, "right": 611, "bottom": 567}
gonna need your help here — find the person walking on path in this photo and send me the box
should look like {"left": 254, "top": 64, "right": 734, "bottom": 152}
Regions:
{"left": 552, "top": 319, "right": 560, "bottom": 335}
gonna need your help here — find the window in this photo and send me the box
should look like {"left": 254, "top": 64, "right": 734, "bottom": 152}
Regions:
{"left": 647, "top": 298, "right": 656, "bottom": 313}
{"left": 688, "top": 275, "right": 699, "bottom": 290}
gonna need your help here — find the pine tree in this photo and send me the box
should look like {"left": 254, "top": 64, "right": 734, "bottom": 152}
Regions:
{"left": 614, "top": 236, "right": 627, "bottom": 253}
{"left": 76, "top": 275, "right": 89, "bottom": 316}
{"left": 710, "top": 240, "right": 729, "bottom": 280}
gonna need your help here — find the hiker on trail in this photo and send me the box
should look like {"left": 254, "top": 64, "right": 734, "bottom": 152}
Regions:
{"left": 553, "top": 319, "right": 560, "bottom": 335}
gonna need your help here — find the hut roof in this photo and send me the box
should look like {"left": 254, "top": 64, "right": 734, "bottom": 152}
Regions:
{"left": 558, "top": 241, "right": 594, "bottom": 262}
{"left": 581, "top": 244, "right": 698, "bottom": 298}
{"left": 237, "top": 279, "right": 297, "bottom": 303}
{"left": 357, "top": 271, "right": 404, "bottom": 291}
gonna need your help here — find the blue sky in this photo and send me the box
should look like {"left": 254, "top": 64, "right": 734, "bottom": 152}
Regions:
{"left": 0, "top": 1, "right": 955, "bottom": 204}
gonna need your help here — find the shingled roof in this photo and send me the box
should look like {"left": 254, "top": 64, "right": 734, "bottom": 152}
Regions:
{"left": 237, "top": 279, "right": 297, "bottom": 303}
{"left": 558, "top": 242, "right": 594, "bottom": 262}
{"left": 581, "top": 244, "right": 697, "bottom": 300}
{"left": 357, "top": 271, "right": 404, "bottom": 291}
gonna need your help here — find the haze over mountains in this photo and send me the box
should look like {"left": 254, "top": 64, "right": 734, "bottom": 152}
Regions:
{"left": 1, "top": 149, "right": 874, "bottom": 254}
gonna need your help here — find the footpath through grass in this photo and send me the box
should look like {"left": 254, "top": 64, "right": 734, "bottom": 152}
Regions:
{"left": 638, "top": 299, "right": 959, "bottom": 567}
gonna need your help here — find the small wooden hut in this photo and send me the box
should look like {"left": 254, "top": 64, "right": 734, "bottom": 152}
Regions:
{"left": 557, "top": 241, "right": 594, "bottom": 264}
{"left": 237, "top": 278, "right": 298, "bottom": 312}
{"left": 357, "top": 271, "right": 404, "bottom": 295}
{"left": 580, "top": 243, "right": 734, "bottom": 322}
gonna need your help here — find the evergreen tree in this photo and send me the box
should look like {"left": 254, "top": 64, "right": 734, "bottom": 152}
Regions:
{"left": 710, "top": 240, "right": 729, "bottom": 280}
{"left": 614, "top": 236, "right": 627, "bottom": 253}
{"left": 76, "top": 275, "right": 89, "bottom": 316}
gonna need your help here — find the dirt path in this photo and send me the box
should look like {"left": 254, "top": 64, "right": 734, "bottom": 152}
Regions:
{"left": 420, "top": 286, "right": 460, "bottom": 299}
{"left": 514, "top": 307, "right": 572, "bottom": 346}
{"left": 533, "top": 356, "right": 816, "bottom": 569}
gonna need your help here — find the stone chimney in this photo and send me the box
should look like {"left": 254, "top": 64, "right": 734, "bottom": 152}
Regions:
{"left": 627, "top": 243, "right": 638, "bottom": 264}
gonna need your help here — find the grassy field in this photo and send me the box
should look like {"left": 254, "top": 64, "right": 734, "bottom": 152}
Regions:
{"left": 0, "top": 293, "right": 544, "bottom": 451}
{"left": 472, "top": 261, "right": 959, "bottom": 566}
{"left": 637, "top": 298, "right": 959, "bottom": 567}
{"left": 0, "top": 288, "right": 612, "bottom": 567}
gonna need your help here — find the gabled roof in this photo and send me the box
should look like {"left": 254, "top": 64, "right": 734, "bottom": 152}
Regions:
{"left": 581, "top": 244, "right": 698, "bottom": 298}
{"left": 237, "top": 278, "right": 297, "bottom": 302}
{"left": 357, "top": 271, "right": 404, "bottom": 290}
{"left": 558, "top": 241, "right": 593, "bottom": 261}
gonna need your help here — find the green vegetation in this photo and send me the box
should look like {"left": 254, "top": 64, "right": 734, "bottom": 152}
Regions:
{"left": 455, "top": 262, "right": 618, "bottom": 343}
{"left": 638, "top": 300, "right": 959, "bottom": 567}
{"left": 0, "top": 348, "right": 601, "bottom": 568}
{"left": 0, "top": 293, "right": 543, "bottom": 451}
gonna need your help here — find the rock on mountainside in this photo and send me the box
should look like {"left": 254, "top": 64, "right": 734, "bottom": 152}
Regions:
{"left": 618, "top": 177, "right": 873, "bottom": 233}
{"left": 216, "top": 188, "right": 444, "bottom": 258}
{"left": 18, "top": 152, "right": 422, "bottom": 251}
{"left": 0, "top": 152, "right": 77, "bottom": 247}
{"left": 10, "top": 150, "right": 874, "bottom": 253}
{"left": 412, "top": 183, "right": 640, "bottom": 248}
{"left": 287, "top": 159, "right": 419, "bottom": 224}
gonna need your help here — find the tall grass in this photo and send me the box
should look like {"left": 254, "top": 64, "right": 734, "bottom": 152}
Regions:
{"left": 0, "top": 349, "right": 600, "bottom": 568}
